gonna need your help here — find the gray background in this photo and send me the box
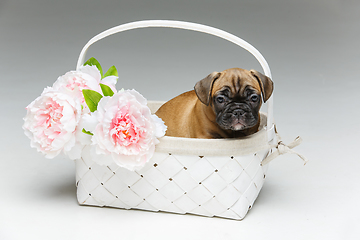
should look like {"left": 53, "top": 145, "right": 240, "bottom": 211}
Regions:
{"left": 1, "top": 0, "right": 359, "bottom": 239}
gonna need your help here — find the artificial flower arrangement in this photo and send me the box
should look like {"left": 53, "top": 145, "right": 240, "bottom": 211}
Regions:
{"left": 23, "top": 58, "right": 167, "bottom": 171}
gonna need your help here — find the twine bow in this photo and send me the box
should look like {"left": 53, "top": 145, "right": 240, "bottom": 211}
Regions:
{"left": 261, "top": 136, "right": 308, "bottom": 166}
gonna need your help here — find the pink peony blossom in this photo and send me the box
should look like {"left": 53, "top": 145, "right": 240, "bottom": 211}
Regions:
{"left": 83, "top": 89, "right": 167, "bottom": 170}
{"left": 53, "top": 65, "right": 117, "bottom": 109}
{"left": 23, "top": 87, "right": 82, "bottom": 159}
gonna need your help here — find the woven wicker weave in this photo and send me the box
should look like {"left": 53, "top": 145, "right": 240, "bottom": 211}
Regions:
{"left": 76, "top": 136, "right": 270, "bottom": 220}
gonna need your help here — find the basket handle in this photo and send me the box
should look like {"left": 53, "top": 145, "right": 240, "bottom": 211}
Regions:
{"left": 76, "top": 20, "right": 274, "bottom": 132}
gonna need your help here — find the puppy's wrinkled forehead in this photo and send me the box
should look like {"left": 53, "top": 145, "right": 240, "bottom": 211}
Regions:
{"left": 212, "top": 68, "right": 261, "bottom": 95}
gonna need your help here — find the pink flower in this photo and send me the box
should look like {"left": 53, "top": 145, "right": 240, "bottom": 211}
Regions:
{"left": 53, "top": 65, "right": 117, "bottom": 110}
{"left": 83, "top": 89, "right": 167, "bottom": 170}
{"left": 23, "top": 87, "right": 82, "bottom": 159}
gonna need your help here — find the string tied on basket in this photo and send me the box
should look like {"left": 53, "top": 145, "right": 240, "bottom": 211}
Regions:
{"left": 261, "top": 136, "right": 308, "bottom": 166}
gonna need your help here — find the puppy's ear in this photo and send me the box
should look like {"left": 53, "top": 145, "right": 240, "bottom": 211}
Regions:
{"left": 250, "top": 70, "right": 274, "bottom": 103}
{"left": 194, "top": 72, "right": 221, "bottom": 106}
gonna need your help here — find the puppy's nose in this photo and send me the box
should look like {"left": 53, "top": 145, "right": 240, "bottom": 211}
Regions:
{"left": 233, "top": 109, "right": 245, "bottom": 116}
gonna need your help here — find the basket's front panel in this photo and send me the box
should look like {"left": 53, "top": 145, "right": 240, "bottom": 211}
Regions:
{"left": 76, "top": 149, "right": 269, "bottom": 220}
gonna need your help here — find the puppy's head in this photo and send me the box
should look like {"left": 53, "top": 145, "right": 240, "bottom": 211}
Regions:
{"left": 194, "top": 68, "right": 273, "bottom": 132}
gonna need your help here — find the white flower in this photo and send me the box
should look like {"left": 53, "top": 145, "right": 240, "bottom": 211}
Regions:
{"left": 23, "top": 87, "right": 82, "bottom": 159}
{"left": 52, "top": 65, "right": 117, "bottom": 111}
{"left": 83, "top": 89, "right": 167, "bottom": 170}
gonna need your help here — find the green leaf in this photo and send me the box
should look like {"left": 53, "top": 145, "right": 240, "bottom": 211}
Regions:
{"left": 103, "top": 65, "right": 118, "bottom": 79}
{"left": 100, "top": 83, "right": 114, "bottom": 97}
{"left": 84, "top": 57, "right": 103, "bottom": 77}
{"left": 82, "top": 89, "right": 103, "bottom": 112}
{"left": 82, "top": 128, "right": 94, "bottom": 136}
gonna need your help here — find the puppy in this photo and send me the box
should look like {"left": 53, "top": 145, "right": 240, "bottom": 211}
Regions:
{"left": 155, "top": 68, "right": 273, "bottom": 138}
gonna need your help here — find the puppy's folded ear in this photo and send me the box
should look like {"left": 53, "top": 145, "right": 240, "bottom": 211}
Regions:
{"left": 194, "top": 72, "right": 221, "bottom": 106}
{"left": 250, "top": 70, "right": 274, "bottom": 103}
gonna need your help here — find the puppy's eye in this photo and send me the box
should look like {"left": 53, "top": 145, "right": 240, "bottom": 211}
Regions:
{"left": 216, "top": 96, "right": 225, "bottom": 103}
{"left": 250, "top": 94, "right": 259, "bottom": 102}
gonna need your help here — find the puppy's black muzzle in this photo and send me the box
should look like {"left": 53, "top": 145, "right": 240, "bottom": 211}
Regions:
{"left": 217, "top": 103, "right": 258, "bottom": 131}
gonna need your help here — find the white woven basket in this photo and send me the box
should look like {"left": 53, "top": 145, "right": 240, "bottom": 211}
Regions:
{"left": 75, "top": 20, "right": 280, "bottom": 220}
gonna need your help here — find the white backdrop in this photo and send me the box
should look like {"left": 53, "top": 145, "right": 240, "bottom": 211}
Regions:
{"left": 1, "top": 0, "right": 359, "bottom": 239}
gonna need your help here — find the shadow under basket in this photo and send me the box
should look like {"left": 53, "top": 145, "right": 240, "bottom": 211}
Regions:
{"left": 75, "top": 101, "right": 276, "bottom": 220}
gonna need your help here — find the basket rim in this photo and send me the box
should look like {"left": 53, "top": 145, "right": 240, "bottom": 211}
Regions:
{"left": 148, "top": 101, "right": 273, "bottom": 156}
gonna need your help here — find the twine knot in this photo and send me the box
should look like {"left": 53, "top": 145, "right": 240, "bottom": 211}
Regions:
{"left": 262, "top": 136, "right": 308, "bottom": 165}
